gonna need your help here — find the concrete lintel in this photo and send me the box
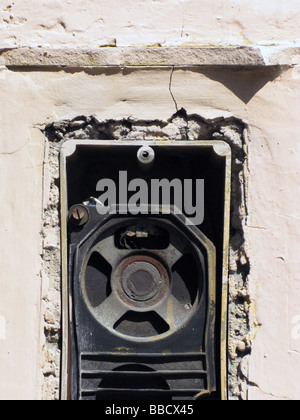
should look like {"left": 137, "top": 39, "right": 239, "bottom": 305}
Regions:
{"left": 1, "top": 46, "right": 299, "bottom": 69}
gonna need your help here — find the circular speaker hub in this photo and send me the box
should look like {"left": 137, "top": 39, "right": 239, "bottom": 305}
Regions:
{"left": 113, "top": 256, "right": 170, "bottom": 310}
{"left": 122, "top": 263, "right": 161, "bottom": 302}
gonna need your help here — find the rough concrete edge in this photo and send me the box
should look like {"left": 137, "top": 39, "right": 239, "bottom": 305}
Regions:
{"left": 40, "top": 139, "right": 62, "bottom": 401}
{"left": 1, "top": 46, "right": 298, "bottom": 68}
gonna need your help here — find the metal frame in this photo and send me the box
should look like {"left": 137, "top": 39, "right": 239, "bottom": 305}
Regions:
{"left": 60, "top": 140, "right": 231, "bottom": 400}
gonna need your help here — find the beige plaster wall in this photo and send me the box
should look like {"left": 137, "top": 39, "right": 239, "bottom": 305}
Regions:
{"left": 1, "top": 0, "right": 299, "bottom": 48}
{"left": 0, "top": 0, "right": 299, "bottom": 400}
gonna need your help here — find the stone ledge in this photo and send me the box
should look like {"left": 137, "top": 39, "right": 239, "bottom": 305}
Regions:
{"left": 1, "top": 46, "right": 299, "bottom": 68}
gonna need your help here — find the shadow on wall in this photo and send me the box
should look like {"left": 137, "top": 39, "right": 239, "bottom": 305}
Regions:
{"left": 14, "top": 65, "right": 287, "bottom": 106}
{"left": 198, "top": 66, "right": 287, "bottom": 104}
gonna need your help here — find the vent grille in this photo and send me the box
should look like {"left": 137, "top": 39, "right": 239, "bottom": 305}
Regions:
{"left": 80, "top": 352, "right": 208, "bottom": 400}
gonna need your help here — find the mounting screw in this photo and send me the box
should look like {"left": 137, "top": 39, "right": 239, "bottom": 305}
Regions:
{"left": 137, "top": 146, "right": 155, "bottom": 169}
{"left": 68, "top": 205, "right": 89, "bottom": 226}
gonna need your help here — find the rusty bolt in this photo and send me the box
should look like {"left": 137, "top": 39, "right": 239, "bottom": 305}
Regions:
{"left": 68, "top": 205, "right": 89, "bottom": 226}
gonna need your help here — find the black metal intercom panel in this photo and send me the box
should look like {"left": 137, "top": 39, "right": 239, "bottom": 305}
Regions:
{"left": 60, "top": 141, "right": 231, "bottom": 400}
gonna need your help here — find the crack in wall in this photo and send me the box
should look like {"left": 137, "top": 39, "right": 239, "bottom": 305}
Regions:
{"left": 42, "top": 110, "right": 253, "bottom": 400}
{"left": 169, "top": 66, "right": 179, "bottom": 113}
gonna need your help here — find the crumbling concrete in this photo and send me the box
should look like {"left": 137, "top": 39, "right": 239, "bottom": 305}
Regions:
{"left": 40, "top": 139, "right": 61, "bottom": 400}
{"left": 42, "top": 110, "right": 253, "bottom": 400}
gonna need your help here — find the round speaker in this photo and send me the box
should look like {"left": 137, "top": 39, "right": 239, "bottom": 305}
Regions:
{"left": 82, "top": 219, "right": 204, "bottom": 341}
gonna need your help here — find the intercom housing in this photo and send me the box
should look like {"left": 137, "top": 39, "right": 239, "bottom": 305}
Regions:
{"left": 60, "top": 140, "right": 231, "bottom": 400}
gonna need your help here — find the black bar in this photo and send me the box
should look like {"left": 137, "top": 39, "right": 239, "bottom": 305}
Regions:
{"left": 81, "top": 370, "right": 207, "bottom": 378}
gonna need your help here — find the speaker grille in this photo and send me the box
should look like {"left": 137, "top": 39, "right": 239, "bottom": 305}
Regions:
{"left": 80, "top": 352, "right": 208, "bottom": 400}
{"left": 69, "top": 211, "right": 216, "bottom": 400}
